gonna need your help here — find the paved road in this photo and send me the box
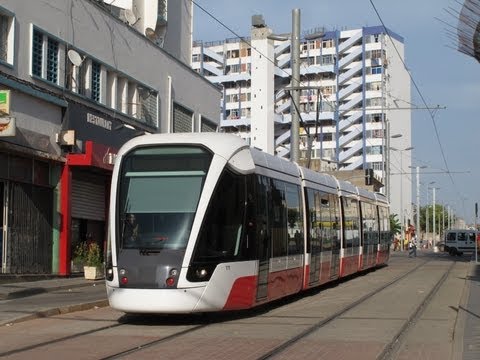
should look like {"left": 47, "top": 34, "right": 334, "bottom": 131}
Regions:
{"left": 0, "top": 251, "right": 480, "bottom": 360}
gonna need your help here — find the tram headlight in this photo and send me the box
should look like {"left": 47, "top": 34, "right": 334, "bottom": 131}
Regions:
{"left": 169, "top": 268, "right": 179, "bottom": 277}
{"left": 119, "top": 268, "right": 128, "bottom": 285}
{"left": 165, "top": 268, "right": 179, "bottom": 287}
{"left": 106, "top": 267, "right": 114, "bottom": 281}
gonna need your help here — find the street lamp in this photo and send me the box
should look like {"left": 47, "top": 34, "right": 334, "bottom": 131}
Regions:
{"left": 427, "top": 181, "right": 435, "bottom": 245}
{"left": 391, "top": 146, "right": 413, "bottom": 250}
{"left": 431, "top": 186, "right": 440, "bottom": 249}
{"left": 409, "top": 165, "right": 427, "bottom": 244}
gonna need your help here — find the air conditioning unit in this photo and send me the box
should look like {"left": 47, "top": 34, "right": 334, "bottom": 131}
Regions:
{"left": 56, "top": 130, "right": 76, "bottom": 146}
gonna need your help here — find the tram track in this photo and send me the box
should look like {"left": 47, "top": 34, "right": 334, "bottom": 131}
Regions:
{"left": 0, "top": 258, "right": 460, "bottom": 360}
{"left": 377, "top": 260, "right": 456, "bottom": 360}
{"left": 256, "top": 259, "right": 435, "bottom": 359}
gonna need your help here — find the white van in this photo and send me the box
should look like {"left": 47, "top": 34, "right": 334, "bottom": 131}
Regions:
{"left": 443, "top": 229, "right": 479, "bottom": 256}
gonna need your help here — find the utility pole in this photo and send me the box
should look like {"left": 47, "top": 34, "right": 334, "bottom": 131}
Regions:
{"left": 290, "top": 8, "right": 300, "bottom": 162}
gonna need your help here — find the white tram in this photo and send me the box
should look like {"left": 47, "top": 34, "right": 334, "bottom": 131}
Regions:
{"left": 105, "top": 133, "right": 391, "bottom": 314}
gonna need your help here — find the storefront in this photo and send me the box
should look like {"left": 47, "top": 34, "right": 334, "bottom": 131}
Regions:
{"left": 0, "top": 149, "right": 60, "bottom": 274}
{"left": 58, "top": 102, "right": 141, "bottom": 275}
{"left": 0, "top": 87, "right": 65, "bottom": 274}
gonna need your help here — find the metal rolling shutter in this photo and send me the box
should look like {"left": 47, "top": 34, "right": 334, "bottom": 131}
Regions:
{"left": 71, "top": 171, "right": 105, "bottom": 220}
{"left": 173, "top": 103, "right": 193, "bottom": 133}
{"left": 201, "top": 118, "right": 217, "bottom": 132}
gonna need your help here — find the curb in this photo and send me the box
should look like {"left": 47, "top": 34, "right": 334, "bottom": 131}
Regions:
{"left": 0, "top": 280, "right": 104, "bottom": 300}
{"left": 0, "top": 299, "right": 110, "bottom": 327}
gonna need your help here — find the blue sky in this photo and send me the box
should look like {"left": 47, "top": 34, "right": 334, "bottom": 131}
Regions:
{"left": 192, "top": 0, "right": 480, "bottom": 224}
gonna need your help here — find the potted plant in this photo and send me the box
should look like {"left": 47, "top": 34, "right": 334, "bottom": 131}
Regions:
{"left": 83, "top": 242, "right": 104, "bottom": 280}
{"left": 72, "top": 242, "right": 88, "bottom": 273}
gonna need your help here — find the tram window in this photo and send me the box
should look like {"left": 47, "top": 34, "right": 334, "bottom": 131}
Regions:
{"left": 307, "top": 189, "right": 320, "bottom": 254}
{"left": 342, "top": 197, "right": 360, "bottom": 249}
{"left": 331, "top": 194, "right": 340, "bottom": 249}
{"left": 118, "top": 146, "right": 212, "bottom": 250}
{"left": 378, "top": 206, "right": 390, "bottom": 245}
{"left": 286, "top": 183, "right": 303, "bottom": 255}
{"left": 271, "top": 179, "right": 287, "bottom": 257}
{"left": 194, "top": 169, "right": 247, "bottom": 261}
{"left": 361, "top": 202, "right": 378, "bottom": 246}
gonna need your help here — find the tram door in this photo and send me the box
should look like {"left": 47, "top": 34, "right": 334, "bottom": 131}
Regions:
{"left": 255, "top": 176, "right": 270, "bottom": 301}
{"left": 330, "top": 195, "right": 341, "bottom": 279}
{"left": 330, "top": 235, "right": 340, "bottom": 279}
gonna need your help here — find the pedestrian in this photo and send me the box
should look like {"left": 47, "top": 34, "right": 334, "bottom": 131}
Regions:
{"left": 393, "top": 237, "right": 400, "bottom": 251}
{"left": 408, "top": 235, "right": 417, "bottom": 257}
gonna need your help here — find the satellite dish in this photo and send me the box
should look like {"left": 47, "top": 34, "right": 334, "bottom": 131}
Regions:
{"left": 67, "top": 50, "right": 83, "bottom": 66}
{"left": 124, "top": 9, "right": 138, "bottom": 25}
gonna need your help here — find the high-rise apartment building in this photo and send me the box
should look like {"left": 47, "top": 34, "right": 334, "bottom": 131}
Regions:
{"left": 192, "top": 25, "right": 412, "bottom": 225}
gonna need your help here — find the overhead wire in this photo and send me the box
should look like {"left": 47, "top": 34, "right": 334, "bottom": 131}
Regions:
{"left": 192, "top": 0, "right": 423, "bottom": 181}
{"left": 368, "top": 0, "right": 458, "bottom": 192}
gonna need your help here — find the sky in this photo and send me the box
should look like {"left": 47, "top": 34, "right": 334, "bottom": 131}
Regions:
{"left": 192, "top": 0, "right": 480, "bottom": 225}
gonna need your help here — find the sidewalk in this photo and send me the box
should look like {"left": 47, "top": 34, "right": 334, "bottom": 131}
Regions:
{"left": 0, "top": 276, "right": 108, "bottom": 326}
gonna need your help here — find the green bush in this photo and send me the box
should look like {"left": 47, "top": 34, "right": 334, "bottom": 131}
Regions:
{"left": 85, "top": 242, "right": 103, "bottom": 267}
{"left": 72, "top": 242, "right": 88, "bottom": 265}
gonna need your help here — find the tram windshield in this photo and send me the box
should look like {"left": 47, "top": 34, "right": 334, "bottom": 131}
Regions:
{"left": 117, "top": 146, "right": 212, "bottom": 251}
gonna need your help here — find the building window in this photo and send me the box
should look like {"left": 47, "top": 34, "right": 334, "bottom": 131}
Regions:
{"left": 371, "top": 66, "right": 382, "bottom": 75}
{"left": 31, "top": 28, "right": 60, "bottom": 85}
{"left": 0, "top": 11, "right": 14, "bottom": 65}
{"left": 32, "top": 29, "right": 43, "bottom": 77}
{"left": 138, "top": 88, "right": 158, "bottom": 126}
{"left": 91, "top": 61, "right": 101, "bottom": 102}
{"left": 158, "top": 0, "right": 168, "bottom": 23}
{"left": 46, "top": 38, "right": 59, "bottom": 83}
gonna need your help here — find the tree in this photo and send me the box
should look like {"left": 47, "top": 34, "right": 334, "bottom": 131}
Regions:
{"left": 419, "top": 204, "right": 451, "bottom": 235}
{"left": 390, "top": 214, "right": 401, "bottom": 236}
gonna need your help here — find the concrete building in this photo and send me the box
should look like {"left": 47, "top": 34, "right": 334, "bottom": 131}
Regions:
{"left": 192, "top": 24, "right": 412, "bottom": 227}
{"left": 0, "top": 0, "right": 220, "bottom": 275}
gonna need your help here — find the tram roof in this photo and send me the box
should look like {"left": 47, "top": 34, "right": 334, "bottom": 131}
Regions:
{"left": 117, "top": 133, "right": 250, "bottom": 159}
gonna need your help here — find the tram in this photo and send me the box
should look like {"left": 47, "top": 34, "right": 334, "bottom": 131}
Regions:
{"left": 105, "top": 133, "right": 391, "bottom": 314}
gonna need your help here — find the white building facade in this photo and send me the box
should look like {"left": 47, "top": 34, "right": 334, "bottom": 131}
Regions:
{"left": 0, "top": 0, "right": 220, "bottom": 275}
{"left": 192, "top": 25, "right": 412, "bottom": 228}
